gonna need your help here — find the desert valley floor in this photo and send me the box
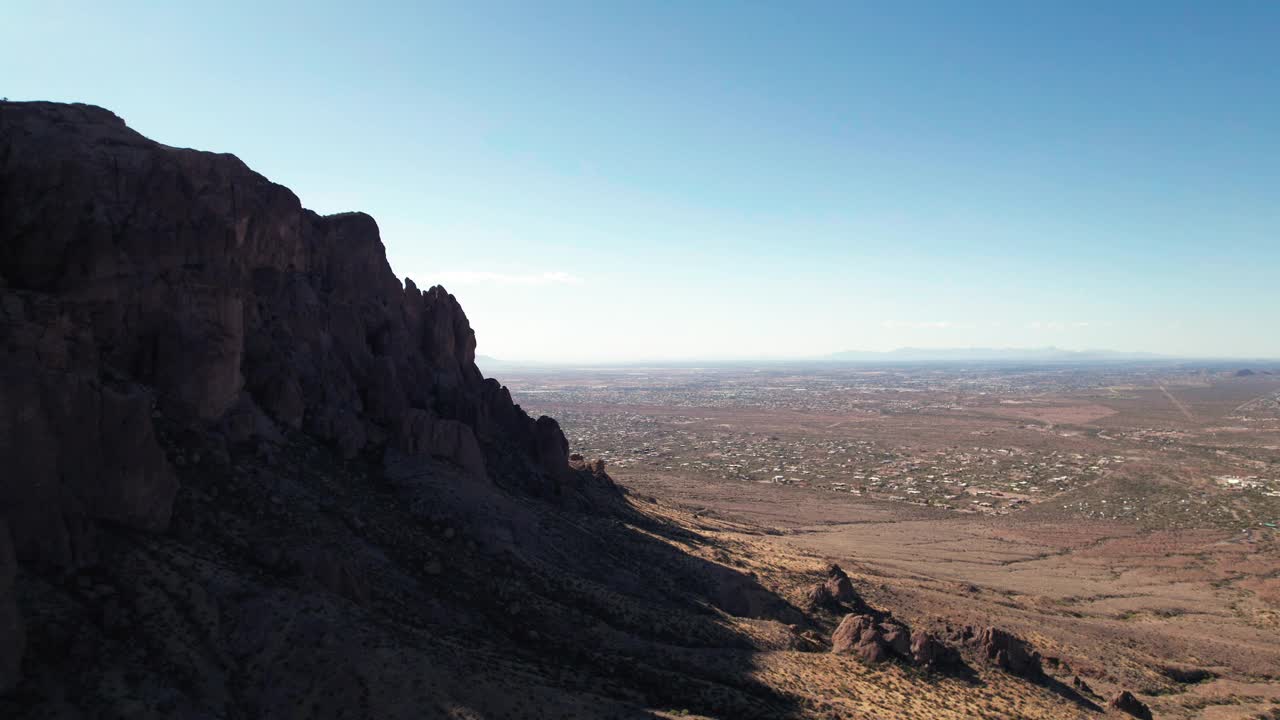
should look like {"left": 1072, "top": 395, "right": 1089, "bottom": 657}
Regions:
{"left": 499, "top": 362, "right": 1280, "bottom": 719}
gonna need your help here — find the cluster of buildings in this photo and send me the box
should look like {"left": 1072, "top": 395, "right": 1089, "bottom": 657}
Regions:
{"left": 529, "top": 406, "right": 1120, "bottom": 516}
{"left": 503, "top": 365, "right": 1280, "bottom": 528}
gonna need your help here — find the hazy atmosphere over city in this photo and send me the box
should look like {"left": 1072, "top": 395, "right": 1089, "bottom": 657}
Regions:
{"left": 4, "top": 1, "right": 1277, "bottom": 361}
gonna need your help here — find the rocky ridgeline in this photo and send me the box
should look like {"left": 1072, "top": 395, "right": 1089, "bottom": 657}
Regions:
{"left": 831, "top": 613, "right": 958, "bottom": 669}
{"left": 819, "top": 581, "right": 1156, "bottom": 717}
{"left": 0, "top": 101, "right": 612, "bottom": 694}
{"left": 809, "top": 565, "right": 1038, "bottom": 677}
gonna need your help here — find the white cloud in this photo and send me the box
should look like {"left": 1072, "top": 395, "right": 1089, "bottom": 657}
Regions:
{"left": 431, "top": 270, "right": 585, "bottom": 287}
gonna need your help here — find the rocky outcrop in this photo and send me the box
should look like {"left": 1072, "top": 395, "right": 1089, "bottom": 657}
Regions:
{"left": 1108, "top": 690, "right": 1152, "bottom": 719}
{"left": 824, "top": 563, "right": 858, "bottom": 603}
{"left": 831, "top": 613, "right": 957, "bottom": 670}
{"left": 908, "top": 630, "right": 957, "bottom": 669}
{"left": 0, "top": 100, "right": 605, "bottom": 698}
{"left": 568, "top": 454, "right": 607, "bottom": 475}
{"left": 806, "top": 563, "right": 860, "bottom": 611}
{"left": 974, "top": 627, "right": 1043, "bottom": 679}
{"left": 831, "top": 614, "right": 887, "bottom": 663}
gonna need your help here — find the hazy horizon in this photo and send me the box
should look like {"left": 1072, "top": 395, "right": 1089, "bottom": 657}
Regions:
{"left": 4, "top": 1, "right": 1277, "bottom": 362}
{"left": 477, "top": 345, "right": 1280, "bottom": 367}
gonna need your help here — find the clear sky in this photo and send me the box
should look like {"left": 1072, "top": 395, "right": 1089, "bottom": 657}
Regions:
{"left": 4, "top": 1, "right": 1277, "bottom": 361}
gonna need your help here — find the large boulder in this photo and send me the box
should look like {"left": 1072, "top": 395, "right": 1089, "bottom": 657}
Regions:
{"left": 831, "top": 614, "right": 921, "bottom": 666}
{"left": 806, "top": 563, "right": 860, "bottom": 611}
{"left": 832, "top": 614, "right": 891, "bottom": 664}
{"left": 975, "top": 627, "right": 1043, "bottom": 678}
{"left": 824, "top": 563, "right": 859, "bottom": 603}
{"left": 1108, "top": 690, "right": 1152, "bottom": 719}
{"left": 909, "top": 630, "right": 959, "bottom": 669}
{"left": 832, "top": 614, "right": 873, "bottom": 655}
{"left": 880, "top": 623, "right": 911, "bottom": 657}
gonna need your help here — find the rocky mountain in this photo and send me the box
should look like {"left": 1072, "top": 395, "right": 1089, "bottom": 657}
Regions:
{"left": 0, "top": 102, "right": 1120, "bottom": 719}
{"left": 0, "top": 101, "right": 805, "bottom": 718}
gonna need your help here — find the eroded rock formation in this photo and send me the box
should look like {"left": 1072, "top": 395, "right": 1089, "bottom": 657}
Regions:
{"left": 830, "top": 613, "right": 957, "bottom": 669}
{"left": 806, "top": 563, "right": 861, "bottom": 612}
{"left": 1108, "top": 690, "right": 1153, "bottom": 719}
{"left": 974, "top": 627, "right": 1043, "bottom": 679}
{"left": 823, "top": 563, "right": 858, "bottom": 603}
{"left": 0, "top": 100, "right": 607, "bottom": 696}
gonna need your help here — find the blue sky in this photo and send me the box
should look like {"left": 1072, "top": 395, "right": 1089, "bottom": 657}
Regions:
{"left": 4, "top": 1, "right": 1277, "bottom": 361}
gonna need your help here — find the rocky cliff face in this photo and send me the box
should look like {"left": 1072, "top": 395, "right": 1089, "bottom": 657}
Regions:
{"left": 0, "top": 101, "right": 586, "bottom": 547}
{"left": 1, "top": 102, "right": 813, "bottom": 720}
{"left": 0, "top": 101, "right": 601, "bottom": 696}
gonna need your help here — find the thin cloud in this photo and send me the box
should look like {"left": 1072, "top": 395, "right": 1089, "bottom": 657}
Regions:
{"left": 1028, "top": 320, "right": 1095, "bottom": 330}
{"left": 433, "top": 270, "right": 585, "bottom": 287}
{"left": 881, "top": 320, "right": 973, "bottom": 330}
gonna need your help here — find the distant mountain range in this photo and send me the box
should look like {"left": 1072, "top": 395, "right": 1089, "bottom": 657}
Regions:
{"left": 474, "top": 354, "right": 530, "bottom": 370}
{"left": 477, "top": 349, "right": 1276, "bottom": 369}
{"left": 824, "top": 347, "right": 1170, "bottom": 363}
{"left": 475, "top": 354, "right": 563, "bottom": 373}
